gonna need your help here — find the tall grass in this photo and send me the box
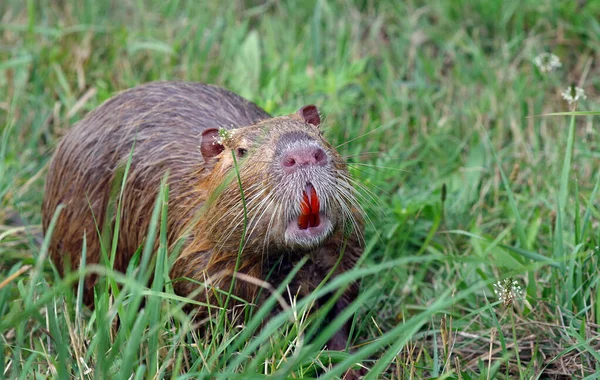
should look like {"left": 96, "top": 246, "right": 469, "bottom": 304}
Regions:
{"left": 2, "top": 0, "right": 600, "bottom": 378}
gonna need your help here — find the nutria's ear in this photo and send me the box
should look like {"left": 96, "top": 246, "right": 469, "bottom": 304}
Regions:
{"left": 200, "top": 128, "right": 224, "bottom": 160}
{"left": 297, "top": 105, "right": 320, "bottom": 127}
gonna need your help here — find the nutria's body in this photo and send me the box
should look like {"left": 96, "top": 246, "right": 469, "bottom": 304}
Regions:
{"left": 42, "top": 81, "right": 363, "bottom": 349}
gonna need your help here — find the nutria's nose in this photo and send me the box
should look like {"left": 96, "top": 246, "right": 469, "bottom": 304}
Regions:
{"left": 281, "top": 145, "right": 328, "bottom": 174}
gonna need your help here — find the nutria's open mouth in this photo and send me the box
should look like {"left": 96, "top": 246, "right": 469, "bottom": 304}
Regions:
{"left": 284, "top": 183, "right": 333, "bottom": 248}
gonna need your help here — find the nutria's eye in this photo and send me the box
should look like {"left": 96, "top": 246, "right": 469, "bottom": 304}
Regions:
{"left": 237, "top": 147, "right": 248, "bottom": 157}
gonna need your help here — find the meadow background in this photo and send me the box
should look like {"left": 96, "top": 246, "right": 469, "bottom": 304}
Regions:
{"left": 1, "top": 0, "right": 600, "bottom": 378}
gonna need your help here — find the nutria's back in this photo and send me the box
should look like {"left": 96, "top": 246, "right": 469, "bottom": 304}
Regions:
{"left": 43, "top": 82, "right": 270, "bottom": 277}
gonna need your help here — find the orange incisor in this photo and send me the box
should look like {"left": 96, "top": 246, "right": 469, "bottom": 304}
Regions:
{"left": 298, "top": 184, "right": 320, "bottom": 229}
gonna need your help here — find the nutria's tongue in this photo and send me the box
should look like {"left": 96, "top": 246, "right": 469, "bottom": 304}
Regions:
{"left": 298, "top": 183, "right": 320, "bottom": 230}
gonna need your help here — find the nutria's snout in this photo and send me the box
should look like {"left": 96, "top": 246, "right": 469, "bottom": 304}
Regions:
{"left": 280, "top": 145, "right": 328, "bottom": 173}
{"left": 275, "top": 136, "right": 337, "bottom": 249}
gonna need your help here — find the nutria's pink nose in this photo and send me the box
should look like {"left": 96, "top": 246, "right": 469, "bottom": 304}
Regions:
{"left": 281, "top": 145, "right": 328, "bottom": 174}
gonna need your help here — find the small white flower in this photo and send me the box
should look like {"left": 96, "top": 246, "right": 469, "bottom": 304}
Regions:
{"left": 561, "top": 85, "right": 586, "bottom": 105}
{"left": 217, "top": 127, "right": 234, "bottom": 145}
{"left": 534, "top": 53, "right": 562, "bottom": 73}
{"left": 493, "top": 278, "right": 523, "bottom": 307}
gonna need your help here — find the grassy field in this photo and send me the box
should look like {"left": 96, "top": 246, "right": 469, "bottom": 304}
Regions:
{"left": 2, "top": 0, "right": 600, "bottom": 378}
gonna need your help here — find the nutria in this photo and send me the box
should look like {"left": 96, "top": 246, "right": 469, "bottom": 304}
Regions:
{"left": 42, "top": 81, "right": 364, "bottom": 350}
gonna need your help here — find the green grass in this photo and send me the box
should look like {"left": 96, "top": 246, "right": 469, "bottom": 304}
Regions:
{"left": 2, "top": 0, "right": 600, "bottom": 378}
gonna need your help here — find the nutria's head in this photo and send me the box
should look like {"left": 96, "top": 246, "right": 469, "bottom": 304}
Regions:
{"left": 198, "top": 105, "right": 362, "bottom": 254}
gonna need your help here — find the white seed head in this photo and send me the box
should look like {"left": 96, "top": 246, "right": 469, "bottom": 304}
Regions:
{"left": 561, "top": 85, "right": 586, "bottom": 105}
{"left": 217, "top": 127, "right": 235, "bottom": 146}
{"left": 493, "top": 277, "right": 523, "bottom": 307}
{"left": 534, "top": 53, "right": 562, "bottom": 73}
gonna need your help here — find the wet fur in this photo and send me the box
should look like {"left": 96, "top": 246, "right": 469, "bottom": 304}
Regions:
{"left": 42, "top": 81, "right": 364, "bottom": 349}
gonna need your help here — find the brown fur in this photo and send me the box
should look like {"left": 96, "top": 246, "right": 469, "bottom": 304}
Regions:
{"left": 42, "top": 81, "right": 364, "bottom": 349}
